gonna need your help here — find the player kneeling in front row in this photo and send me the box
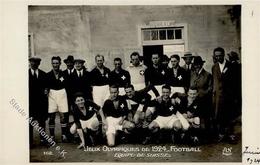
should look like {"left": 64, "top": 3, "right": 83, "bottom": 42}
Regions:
{"left": 181, "top": 87, "right": 202, "bottom": 145}
{"left": 100, "top": 85, "right": 135, "bottom": 147}
{"left": 124, "top": 84, "right": 156, "bottom": 143}
{"left": 70, "top": 92, "right": 101, "bottom": 151}
{"left": 144, "top": 85, "right": 185, "bottom": 144}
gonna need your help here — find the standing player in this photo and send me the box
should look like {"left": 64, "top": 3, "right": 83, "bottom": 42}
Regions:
{"left": 70, "top": 92, "right": 101, "bottom": 150}
{"left": 167, "top": 54, "right": 188, "bottom": 94}
{"left": 126, "top": 52, "right": 147, "bottom": 91}
{"left": 100, "top": 85, "right": 135, "bottom": 147}
{"left": 29, "top": 56, "right": 48, "bottom": 146}
{"left": 46, "top": 56, "right": 69, "bottom": 142}
{"left": 90, "top": 54, "right": 111, "bottom": 106}
{"left": 145, "top": 53, "right": 169, "bottom": 99}
{"left": 109, "top": 57, "right": 131, "bottom": 95}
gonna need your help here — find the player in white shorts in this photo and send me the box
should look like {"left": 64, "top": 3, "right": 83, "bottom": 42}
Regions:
{"left": 99, "top": 85, "right": 135, "bottom": 147}
{"left": 46, "top": 56, "right": 69, "bottom": 142}
{"left": 145, "top": 85, "right": 184, "bottom": 144}
{"left": 90, "top": 54, "right": 110, "bottom": 107}
{"left": 70, "top": 92, "right": 101, "bottom": 150}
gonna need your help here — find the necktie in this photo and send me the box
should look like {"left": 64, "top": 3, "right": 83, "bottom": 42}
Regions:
{"left": 32, "top": 70, "right": 37, "bottom": 79}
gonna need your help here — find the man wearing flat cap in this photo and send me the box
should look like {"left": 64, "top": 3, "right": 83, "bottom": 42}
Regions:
{"left": 63, "top": 55, "right": 75, "bottom": 112}
{"left": 190, "top": 56, "right": 212, "bottom": 140}
{"left": 71, "top": 58, "right": 92, "bottom": 101}
{"left": 29, "top": 56, "right": 48, "bottom": 146}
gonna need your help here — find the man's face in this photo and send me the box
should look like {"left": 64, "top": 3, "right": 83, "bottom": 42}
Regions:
{"left": 184, "top": 57, "right": 193, "bottom": 65}
{"left": 162, "top": 88, "right": 171, "bottom": 100}
{"left": 52, "top": 59, "right": 61, "bottom": 71}
{"left": 74, "top": 61, "right": 83, "bottom": 71}
{"left": 125, "top": 87, "right": 135, "bottom": 99}
{"left": 30, "top": 60, "right": 40, "bottom": 70}
{"left": 193, "top": 64, "right": 202, "bottom": 73}
{"left": 188, "top": 89, "right": 198, "bottom": 100}
{"left": 75, "top": 96, "right": 85, "bottom": 109}
{"left": 96, "top": 56, "right": 104, "bottom": 68}
{"left": 66, "top": 61, "right": 74, "bottom": 70}
{"left": 114, "top": 60, "right": 122, "bottom": 70}
{"left": 131, "top": 55, "right": 140, "bottom": 66}
{"left": 214, "top": 51, "right": 225, "bottom": 64}
{"left": 151, "top": 54, "right": 159, "bottom": 65}
{"left": 170, "top": 57, "right": 179, "bottom": 68}
{"left": 109, "top": 87, "right": 119, "bottom": 100}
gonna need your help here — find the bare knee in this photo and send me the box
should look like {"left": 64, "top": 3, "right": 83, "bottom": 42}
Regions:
{"left": 173, "top": 121, "right": 182, "bottom": 131}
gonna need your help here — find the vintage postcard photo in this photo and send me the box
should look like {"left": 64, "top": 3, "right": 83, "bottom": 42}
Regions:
{"left": 27, "top": 5, "right": 241, "bottom": 162}
{"left": 2, "top": 0, "right": 260, "bottom": 164}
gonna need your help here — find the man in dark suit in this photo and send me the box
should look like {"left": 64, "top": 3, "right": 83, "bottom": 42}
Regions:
{"left": 227, "top": 51, "right": 242, "bottom": 120}
{"left": 212, "top": 47, "right": 237, "bottom": 143}
{"left": 29, "top": 56, "right": 48, "bottom": 146}
{"left": 190, "top": 56, "right": 212, "bottom": 140}
{"left": 63, "top": 55, "right": 75, "bottom": 111}
{"left": 71, "top": 59, "right": 92, "bottom": 100}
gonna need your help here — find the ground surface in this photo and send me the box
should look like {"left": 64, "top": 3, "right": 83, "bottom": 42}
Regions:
{"left": 30, "top": 115, "right": 242, "bottom": 162}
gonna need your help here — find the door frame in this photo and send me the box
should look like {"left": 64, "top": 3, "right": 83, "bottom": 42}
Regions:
{"left": 137, "top": 22, "right": 188, "bottom": 55}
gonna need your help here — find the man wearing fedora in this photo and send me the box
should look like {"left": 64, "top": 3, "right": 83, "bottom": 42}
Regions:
{"left": 71, "top": 58, "right": 93, "bottom": 100}
{"left": 63, "top": 55, "right": 76, "bottom": 112}
{"left": 182, "top": 52, "right": 194, "bottom": 87}
{"left": 181, "top": 51, "right": 194, "bottom": 72}
{"left": 212, "top": 47, "right": 237, "bottom": 144}
{"left": 190, "top": 56, "right": 212, "bottom": 141}
{"left": 29, "top": 56, "right": 48, "bottom": 146}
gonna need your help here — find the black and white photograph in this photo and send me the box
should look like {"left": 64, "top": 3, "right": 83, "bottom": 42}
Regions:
{"left": 27, "top": 5, "right": 242, "bottom": 162}
{"left": 2, "top": 1, "right": 260, "bottom": 164}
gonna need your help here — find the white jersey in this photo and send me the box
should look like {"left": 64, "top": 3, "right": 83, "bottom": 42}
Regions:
{"left": 126, "top": 63, "right": 147, "bottom": 87}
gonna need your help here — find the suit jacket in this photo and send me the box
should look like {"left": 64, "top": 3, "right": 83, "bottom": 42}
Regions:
{"left": 190, "top": 68, "right": 212, "bottom": 98}
{"left": 212, "top": 61, "right": 235, "bottom": 120}
{"left": 29, "top": 69, "right": 48, "bottom": 118}
{"left": 63, "top": 69, "right": 75, "bottom": 95}
{"left": 71, "top": 69, "right": 93, "bottom": 100}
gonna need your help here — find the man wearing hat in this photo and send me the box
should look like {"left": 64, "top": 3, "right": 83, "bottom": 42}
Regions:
{"left": 63, "top": 55, "right": 75, "bottom": 112}
{"left": 181, "top": 51, "right": 194, "bottom": 72}
{"left": 190, "top": 56, "right": 212, "bottom": 141}
{"left": 29, "top": 56, "right": 48, "bottom": 146}
{"left": 182, "top": 52, "right": 194, "bottom": 87}
{"left": 71, "top": 58, "right": 92, "bottom": 100}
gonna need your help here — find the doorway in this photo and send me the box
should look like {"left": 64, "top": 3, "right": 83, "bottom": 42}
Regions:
{"left": 143, "top": 45, "right": 163, "bottom": 67}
